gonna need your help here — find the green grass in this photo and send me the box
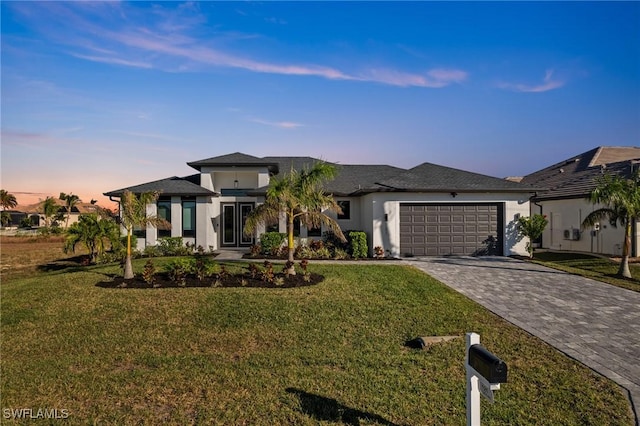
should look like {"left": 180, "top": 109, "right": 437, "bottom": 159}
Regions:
{"left": 532, "top": 251, "right": 640, "bottom": 292}
{"left": 1, "top": 260, "right": 634, "bottom": 425}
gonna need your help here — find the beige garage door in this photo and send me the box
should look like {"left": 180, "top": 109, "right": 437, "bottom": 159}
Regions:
{"left": 399, "top": 203, "right": 502, "bottom": 256}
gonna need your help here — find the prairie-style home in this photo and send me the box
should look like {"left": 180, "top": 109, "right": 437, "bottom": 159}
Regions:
{"left": 105, "top": 152, "right": 537, "bottom": 257}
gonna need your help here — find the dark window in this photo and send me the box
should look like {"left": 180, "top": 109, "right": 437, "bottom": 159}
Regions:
{"left": 266, "top": 221, "right": 279, "bottom": 233}
{"left": 133, "top": 226, "right": 145, "bottom": 239}
{"left": 157, "top": 198, "right": 172, "bottom": 238}
{"left": 182, "top": 199, "right": 196, "bottom": 238}
{"left": 308, "top": 226, "right": 322, "bottom": 237}
{"left": 337, "top": 201, "right": 351, "bottom": 220}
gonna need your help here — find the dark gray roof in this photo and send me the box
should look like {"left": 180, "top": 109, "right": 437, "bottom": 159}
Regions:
{"left": 377, "top": 162, "right": 537, "bottom": 193}
{"left": 187, "top": 152, "right": 280, "bottom": 172}
{"left": 326, "top": 165, "right": 406, "bottom": 195}
{"left": 521, "top": 146, "right": 640, "bottom": 200}
{"left": 104, "top": 175, "right": 218, "bottom": 197}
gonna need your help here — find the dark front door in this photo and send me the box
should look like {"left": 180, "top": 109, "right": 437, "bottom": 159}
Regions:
{"left": 221, "top": 202, "right": 255, "bottom": 247}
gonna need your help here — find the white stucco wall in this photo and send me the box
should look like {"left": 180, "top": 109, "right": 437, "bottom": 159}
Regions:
{"left": 534, "top": 198, "right": 635, "bottom": 256}
{"left": 362, "top": 192, "right": 531, "bottom": 258}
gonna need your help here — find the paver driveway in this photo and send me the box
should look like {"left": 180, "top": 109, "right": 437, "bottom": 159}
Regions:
{"left": 407, "top": 256, "right": 640, "bottom": 425}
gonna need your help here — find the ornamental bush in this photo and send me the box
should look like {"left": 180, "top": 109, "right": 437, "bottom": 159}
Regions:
{"left": 517, "top": 214, "right": 548, "bottom": 257}
{"left": 260, "top": 232, "right": 286, "bottom": 256}
{"left": 348, "top": 231, "right": 368, "bottom": 259}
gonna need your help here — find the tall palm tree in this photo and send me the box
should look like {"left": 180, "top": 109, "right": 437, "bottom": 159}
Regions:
{"left": 0, "top": 189, "right": 18, "bottom": 211}
{"left": 582, "top": 168, "right": 640, "bottom": 279}
{"left": 59, "top": 192, "right": 81, "bottom": 228}
{"left": 41, "top": 196, "right": 59, "bottom": 228}
{"left": 119, "top": 190, "right": 168, "bottom": 279}
{"left": 244, "top": 161, "right": 346, "bottom": 275}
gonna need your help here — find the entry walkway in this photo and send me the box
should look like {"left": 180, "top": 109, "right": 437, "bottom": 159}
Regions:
{"left": 407, "top": 256, "right": 640, "bottom": 425}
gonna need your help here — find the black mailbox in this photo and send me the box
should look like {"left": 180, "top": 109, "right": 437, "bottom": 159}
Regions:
{"left": 468, "top": 344, "right": 508, "bottom": 384}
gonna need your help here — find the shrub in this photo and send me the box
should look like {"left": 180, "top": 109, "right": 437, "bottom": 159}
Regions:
{"left": 143, "top": 245, "right": 162, "bottom": 257}
{"left": 249, "top": 244, "right": 262, "bottom": 257}
{"left": 165, "top": 258, "right": 194, "bottom": 286}
{"left": 349, "top": 231, "right": 368, "bottom": 259}
{"left": 260, "top": 232, "right": 286, "bottom": 256}
{"left": 322, "top": 231, "right": 348, "bottom": 250}
{"left": 194, "top": 257, "right": 218, "bottom": 281}
{"left": 158, "top": 237, "right": 190, "bottom": 256}
{"left": 142, "top": 259, "right": 156, "bottom": 286}
{"left": 261, "top": 261, "right": 275, "bottom": 283}
{"left": 332, "top": 247, "right": 350, "bottom": 260}
{"left": 315, "top": 247, "right": 332, "bottom": 259}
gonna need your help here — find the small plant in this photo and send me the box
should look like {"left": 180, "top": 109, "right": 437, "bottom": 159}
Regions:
{"left": 261, "top": 261, "right": 275, "bottom": 284}
{"left": 142, "top": 259, "right": 156, "bottom": 287}
{"left": 274, "top": 277, "right": 285, "bottom": 286}
{"left": 166, "top": 258, "right": 193, "bottom": 287}
{"left": 249, "top": 244, "right": 262, "bottom": 257}
{"left": 260, "top": 232, "right": 286, "bottom": 256}
{"left": 143, "top": 245, "right": 162, "bottom": 257}
{"left": 333, "top": 247, "right": 349, "bottom": 260}
{"left": 283, "top": 261, "right": 295, "bottom": 277}
{"left": 194, "top": 257, "right": 218, "bottom": 281}
{"left": 374, "top": 246, "right": 384, "bottom": 259}
{"left": 349, "top": 231, "right": 368, "bottom": 259}
{"left": 299, "top": 259, "right": 309, "bottom": 272}
{"left": 248, "top": 263, "right": 261, "bottom": 279}
{"left": 517, "top": 214, "right": 549, "bottom": 258}
{"left": 217, "top": 265, "right": 229, "bottom": 284}
{"left": 196, "top": 245, "right": 206, "bottom": 255}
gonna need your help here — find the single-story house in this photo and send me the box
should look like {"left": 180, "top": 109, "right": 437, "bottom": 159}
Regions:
{"left": 104, "top": 152, "right": 538, "bottom": 257}
{"left": 20, "top": 199, "right": 102, "bottom": 228}
{"left": 520, "top": 146, "right": 640, "bottom": 256}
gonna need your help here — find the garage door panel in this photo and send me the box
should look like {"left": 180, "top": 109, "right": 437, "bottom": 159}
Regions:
{"left": 400, "top": 203, "right": 501, "bottom": 256}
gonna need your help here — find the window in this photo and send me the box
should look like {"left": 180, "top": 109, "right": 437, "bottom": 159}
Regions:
{"left": 157, "top": 198, "right": 172, "bottom": 238}
{"left": 307, "top": 225, "right": 322, "bottom": 237}
{"left": 182, "top": 199, "right": 196, "bottom": 238}
{"left": 337, "top": 200, "right": 351, "bottom": 220}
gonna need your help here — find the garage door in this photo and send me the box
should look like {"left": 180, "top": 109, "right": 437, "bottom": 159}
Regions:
{"left": 400, "top": 203, "right": 502, "bottom": 256}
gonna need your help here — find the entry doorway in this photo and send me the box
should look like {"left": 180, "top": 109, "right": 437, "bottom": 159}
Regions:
{"left": 221, "top": 202, "right": 255, "bottom": 247}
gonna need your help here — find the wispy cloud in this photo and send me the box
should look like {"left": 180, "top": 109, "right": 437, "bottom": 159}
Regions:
{"left": 6, "top": 2, "right": 467, "bottom": 89}
{"left": 497, "top": 69, "right": 565, "bottom": 93}
{"left": 249, "top": 118, "right": 304, "bottom": 129}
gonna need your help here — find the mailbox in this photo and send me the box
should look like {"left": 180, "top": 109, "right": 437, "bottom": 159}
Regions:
{"left": 468, "top": 344, "right": 508, "bottom": 384}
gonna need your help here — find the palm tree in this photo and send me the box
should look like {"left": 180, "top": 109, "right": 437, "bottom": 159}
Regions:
{"left": 244, "top": 161, "right": 346, "bottom": 275}
{"left": 64, "top": 213, "right": 120, "bottom": 263}
{"left": 582, "top": 168, "right": 640, "bottom": 279}
{"left": 0, "top": 189, "right": 18, "bottom": 211}
{"left": 119, "top": 190, "right": 168, "bottom": 279}
{"left": 41, "top": 196, "right": 60, "bottom": 228}
{"left": 59, "top": 192, "right": 81, "bottom": 228}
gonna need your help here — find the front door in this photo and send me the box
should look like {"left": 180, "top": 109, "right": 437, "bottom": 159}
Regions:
{"left": 221, "top": 203, "right": 255, "bottom": 247}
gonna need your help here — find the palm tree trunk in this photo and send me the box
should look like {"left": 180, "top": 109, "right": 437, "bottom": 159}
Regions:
{"left": 124, "top": 230, "right": 134, "bottom": 279}
{"left": 618, "top": 221, "right": 632, "bottom": 279}
{"left": 287, "top": 213, "right": 296, "bottom": 275}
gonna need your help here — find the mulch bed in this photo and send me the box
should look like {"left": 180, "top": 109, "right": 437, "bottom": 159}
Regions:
{"left": 98, "top": 272, "right": 324, "bottom": 289}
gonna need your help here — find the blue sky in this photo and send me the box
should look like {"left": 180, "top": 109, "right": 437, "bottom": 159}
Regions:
{"left": 2, "top": 1, "right": 639, "bottom": 207}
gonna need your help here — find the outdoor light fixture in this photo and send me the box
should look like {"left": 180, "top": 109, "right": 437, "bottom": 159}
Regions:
{"left": 234, "top": 179, "right": 239, "bottom": 189}
{"left": 451, "top": 192, "right": 458, "bottom": 198}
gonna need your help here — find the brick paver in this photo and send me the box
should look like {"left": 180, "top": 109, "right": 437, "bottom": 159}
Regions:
{"left": 407, "top": 256, "right": 640, "bottom": 425}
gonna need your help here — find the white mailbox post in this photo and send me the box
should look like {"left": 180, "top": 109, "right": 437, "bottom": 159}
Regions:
{"left": 466, "top": 332, "right": 508, "bottom": 426}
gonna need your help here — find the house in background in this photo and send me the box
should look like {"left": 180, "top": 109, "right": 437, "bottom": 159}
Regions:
{"left": 520, "top": 146, "right": 640, "bottom": 256}
{"left": 20, "top": 199, "right": 101, "bottom": 228}
{"left": 105, "top": 152, "right": 535, "bottom": 257}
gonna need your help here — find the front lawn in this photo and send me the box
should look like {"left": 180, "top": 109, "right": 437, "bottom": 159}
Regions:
{"left": 532, "top": 251, "right": 640, "bottom": 292}
{"left": 1, "top": 260, "right": 634, "bottom": 425}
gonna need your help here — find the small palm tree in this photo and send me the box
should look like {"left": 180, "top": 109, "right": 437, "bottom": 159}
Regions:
{"left": 41, "top": 196, "right": 60, "bottom": 228}
{"left": 120, "top": 190, "right": 168, "bottom": 279}
{"left": 244, "top": 161, "right": 346, "bottom": 275}
{"left": 64, "top": 213, "right": 120, "bottom": 263}
{"left": 582, "top": 169, "right": 640, "bottom": 279}
{"left": 60, "top": 192, "right": 81, "bottom": 228}
{"left": 0, "top": 189, "right": 18, "bottom": 211}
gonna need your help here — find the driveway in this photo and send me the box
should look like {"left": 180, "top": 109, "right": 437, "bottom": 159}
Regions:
{"left": 407, "top": 256, "right": 640, "bottom": 425}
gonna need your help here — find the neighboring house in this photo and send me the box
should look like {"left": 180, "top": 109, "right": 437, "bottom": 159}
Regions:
{"left": 520, "top": 146, "right": 640, "bottom": 256}
{"left": 20, "top": 199, "right": 101, "bottom": 228}
{"left": 104, "top": 152, "right": 536, "bottom": 257}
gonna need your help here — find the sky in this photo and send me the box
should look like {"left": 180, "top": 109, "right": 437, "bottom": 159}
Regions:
{"left": 1, "top": 1, "right": 639, "bottom": 208}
